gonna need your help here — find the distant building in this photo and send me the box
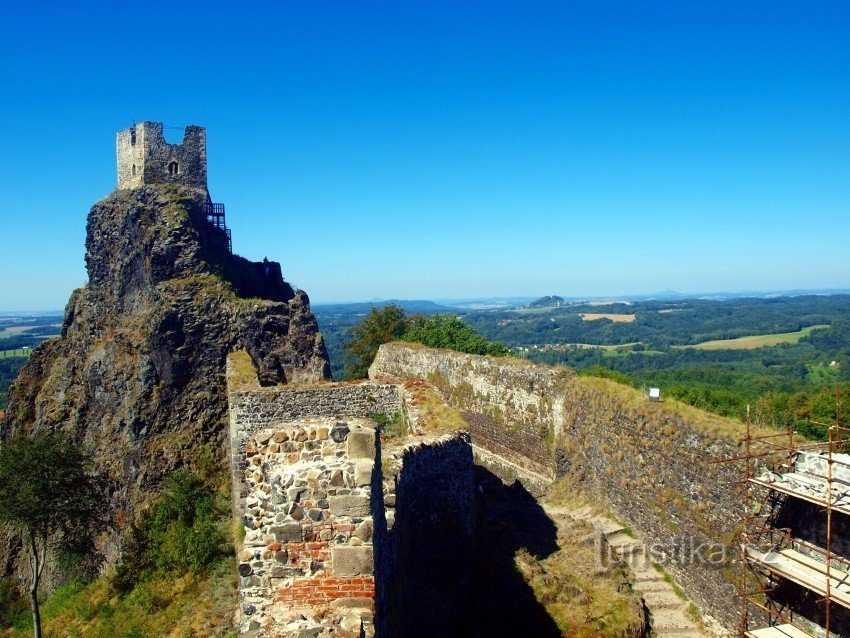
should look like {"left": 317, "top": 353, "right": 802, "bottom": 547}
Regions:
{"left": 648, "top": 387, "right": 660, "bottom": 402}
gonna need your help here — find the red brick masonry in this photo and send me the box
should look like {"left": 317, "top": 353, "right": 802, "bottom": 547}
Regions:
{"left": 272, "top": 540, "right": 375, "bottom": 606}
{"left": 275, "top": 575, "right": 376, "bottom": 606}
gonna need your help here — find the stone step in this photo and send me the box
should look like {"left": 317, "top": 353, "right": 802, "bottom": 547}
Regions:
{"left": 651, "top": 617, "right": 699, "bottom": 633}
{"left": 540, "top": 505, "right": 709, "bottom": 636}
{"left": 606, "top": 530, "right": 639, "bottom": 547}
{"left": 622, "top": 554, "right": 654, "bottom": 571}
{"left": 650, "top": 611, "right": 698, "bottom": 633}
{"left": 634, "top": 579, "right": 671, "bottom": 593}
{"left": 592, "top": 518, "right": 625, "bottom": 536}
{"left": 642, "top": 589, "right": 687, "bottom": 611}
{"left": 633, "top": 568, "right": 665, "bottom": 582}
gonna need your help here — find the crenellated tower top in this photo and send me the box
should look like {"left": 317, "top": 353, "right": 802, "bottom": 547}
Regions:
{"left": 116, "top": 122, "right": 207, "bottom": 190}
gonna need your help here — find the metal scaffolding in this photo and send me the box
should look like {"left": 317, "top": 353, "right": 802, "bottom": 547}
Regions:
{"left": 731, "top": 394, "right": 850, "bottom": 638}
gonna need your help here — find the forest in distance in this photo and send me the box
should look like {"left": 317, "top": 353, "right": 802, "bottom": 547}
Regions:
{"left": 314, "top": 294, "right": 850, "bottom": 440}
{"left": 2, "top": 294, "right": 848, "bottom": 440}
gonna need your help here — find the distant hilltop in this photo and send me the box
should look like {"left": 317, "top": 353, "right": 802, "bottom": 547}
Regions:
{"left": 527, "top": 295, "right": 566, "bottom": 308}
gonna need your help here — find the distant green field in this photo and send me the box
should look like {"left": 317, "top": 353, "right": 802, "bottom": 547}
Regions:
{"left": 563, "top": 342, "right": 639, "bottom": 350}
{"left": 0, "top": 348, "right": 32, "bottom": 358}
{"left": 535, "top": 343, "right": 664, "bottom": 357}
{"left": 684, "top": 325, "right": 829, "bottom": 350}
{"left": 602, "top": 348, "right": 665, "bottom": 358}
{"left": 0, "top": 325, "right": 38, "bottom": 338}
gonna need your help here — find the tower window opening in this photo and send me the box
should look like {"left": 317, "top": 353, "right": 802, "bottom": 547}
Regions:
{"left": 168, "top": 161, "right": 179, "bottom": 175}
{"left": 130, "top": 128, "right": 136, "bottom": 145}
{"left": 131, "top": 164, "right": 136, "bottom": 176}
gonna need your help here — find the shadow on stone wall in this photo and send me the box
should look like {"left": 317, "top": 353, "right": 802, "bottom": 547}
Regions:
{"left": 472, "top": 466, "right": 561, "bottom": 637}
{"left": 375, "top": 435, "right": 476, "bottom": 638}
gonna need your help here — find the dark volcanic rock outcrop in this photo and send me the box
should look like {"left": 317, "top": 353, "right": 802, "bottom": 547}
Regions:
{"left": 3, "top": 185, "right": 329, "bottom": 564}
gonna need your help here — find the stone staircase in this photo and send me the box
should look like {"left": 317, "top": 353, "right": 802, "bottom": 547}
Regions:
{"left": 544, "top": 504, "right": 714, "bottom": 638}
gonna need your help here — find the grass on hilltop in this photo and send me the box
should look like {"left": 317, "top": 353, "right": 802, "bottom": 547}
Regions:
{"left": 681, "top": 324, "right": 829, "bottom": 350}
{"left": 226, "top": 351, "right": 259, "bottom": 390}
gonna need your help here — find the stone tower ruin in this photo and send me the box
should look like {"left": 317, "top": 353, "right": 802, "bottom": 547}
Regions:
{"left": 116, "top": 122, "right": 207, "bottom": 190}
{"left": 116, "top": 121, "right": 232, "bottom": 251}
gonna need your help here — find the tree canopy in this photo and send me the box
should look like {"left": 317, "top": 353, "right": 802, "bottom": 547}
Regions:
{"left": 342, "top": 304, "right": 409, "bottom": 379}
{"left": 0, "top": 430, "right": 102, "bottom": 638}
{"left": 403, "top": 314, "right": 510, "bottom": 356}
{"left": 342, "top": 305, "right": 509, "bottom": 378}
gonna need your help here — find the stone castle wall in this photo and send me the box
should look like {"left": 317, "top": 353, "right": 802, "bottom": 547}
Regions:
{"left": 229, "top": 383, "right": 400, "bottom": 434}
{"left": 228, "top": 381, "right": 401, "bottom": 518}
{"left": 116, "top": 122, "right": 207, "bottom": 190}
{"left": 370, "top": 344, "right": 563, "bottom": 484}
{"left": 369, "top": 343, "right": 745, "bottom": 629}
{"left": 227, "top": 363, "right": 475, "bottom": 636}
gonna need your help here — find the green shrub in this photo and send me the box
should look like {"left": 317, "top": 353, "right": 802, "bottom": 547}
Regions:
{"left": 342, "top": 306, "right": 511, "bottom": 379}
{"left": 372, "top": 411, "right": 406, "bottom": 438}
{"left": 579, "top": 365, "right": 634, "bottom": 386}
{"left": 403, "top": 314, "right": 511, "bottom": 356}
{"left": 114, "top": 471, "right": 228, "bottom": 591}
{"left": 0, "top": 577, "right": 29, "bottom": 628}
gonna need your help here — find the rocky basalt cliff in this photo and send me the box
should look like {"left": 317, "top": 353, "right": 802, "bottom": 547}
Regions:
{"left": 2, "top": 185, "right": 330, "bottom": 570}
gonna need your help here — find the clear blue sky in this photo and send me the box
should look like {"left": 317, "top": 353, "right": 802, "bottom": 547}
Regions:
{"left": 1, "top": 1, "right": 849, "bottom": 310}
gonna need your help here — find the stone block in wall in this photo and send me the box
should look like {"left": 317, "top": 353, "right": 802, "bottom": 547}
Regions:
{"left": 329, "top": 495, "right": 371, "bottom": 518}
{"left": 348, "top": 430, "right": 376, "bottom": 460}
{"left": 332, "top": 546, "right": 374, "bottom": 577}
{"left": 355, "top": 461, "right": 373, "bottom": 487}
{"left": 271, "top": 523, "right": 303, "bottom": 543}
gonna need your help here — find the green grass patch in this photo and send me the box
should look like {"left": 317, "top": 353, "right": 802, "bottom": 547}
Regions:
{"left": 225, "top": 351, "right": 258, "bottom": 390}
{"left": 601, "top": 347, "right": 665, "bottom": 359}
{"left": 682, "top": 325, "right": 829, "bottom": 350}
{"left": 1, "top": 559, "right": 237, "bottom": 638}
{"left": 371, "top": 411, "right": 406, "bottom": 438}
{"left": 0, "top": 326, "right": 37, "bottom": 338}
{"left": 565, "top": 342, "right": 638, "bottom": 350}
{"left": 653, "top": 563, "right": 688, "bottom": 600}
{"left": 0, "top": 349, "right": 32, "bottom": 358}
{"left": 576, "top": 374, "right": 785, "bottom": 441}
{"left": 807, "top": 362, "right": 842, "bottom": 386}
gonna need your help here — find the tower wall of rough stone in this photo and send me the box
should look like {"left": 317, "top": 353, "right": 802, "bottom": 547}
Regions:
{"left": 116, "top": 121, "right": 207, "bottom": 190}
{"left": 235, "top": 418, "right": 379, "bottom": 636}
